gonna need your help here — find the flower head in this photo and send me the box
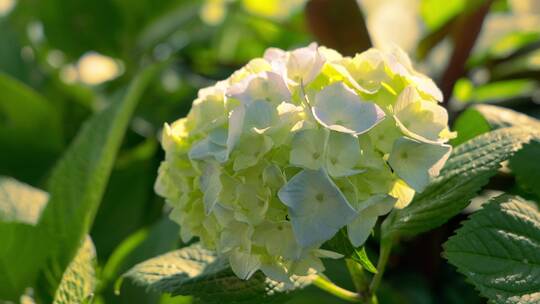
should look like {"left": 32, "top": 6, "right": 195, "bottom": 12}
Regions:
{"left": 155, "top": 44, "right": 453, "bottom": 282}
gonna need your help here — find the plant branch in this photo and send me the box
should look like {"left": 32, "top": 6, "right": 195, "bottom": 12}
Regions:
{"left": 440, "top": 0, "right": 493, "bottom": 107}
{"left": 369, "top": 237, "right": 393, "bottom": 294}
{"left": 313, "top": 275, "right": 364, "bottom": 303}
{"left": 345, "top": 258, "right": 370, "bottom": 295}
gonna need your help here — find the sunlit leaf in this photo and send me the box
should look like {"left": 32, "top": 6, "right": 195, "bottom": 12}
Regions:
{"left": 444, "top": 195, "right": 540, "bottom": 304}
{"left": 53, "top": 237, "right": 96, "bottom": 304}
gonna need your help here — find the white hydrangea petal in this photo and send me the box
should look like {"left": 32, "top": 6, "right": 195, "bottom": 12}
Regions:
{"left": 233, "top": 135, "right": 273, "bottom": 171}
{"left": 253, "top": 221, "right": 302, "bottom": 260}
{"left": 243, "top": 100, "right": 280, "bottom": 132}
{"left": 347, "top": 215, "right": 377, "bottom": 247}
{"left": 277, "top": 169, "right": 357, "bottom": 247}
{"left": 312, "top": 82, "right": 385, "bottom": 135}
{"left": 347, "top": 194, "right": 396, "bottom": 247}
{"left": 326, "top": 131, "right": 362, "bottom": 177}
{"left": 229, "top": 249, "right": 261, "bottom": 280}
{"left": 188, "top": 127, "right": 229, "bottom": 162}
{"left": 394, "top": 86, "right": 448, "bottom": 143}
{"left": 226, "top": 105, "right": 245, "bottom": 157}
{"left": 199, "top": 162, "right": 222, "bottom": 214}
{"left": 289, "top": 128, "right": 327, "bottom": 170}
{"left": 287, "top": 42, "right": 325, "bottom": 84}
{"left": 228, "top": 72, "right": 291, "bottom": 105}
{"left": 412, "top": 74, "right": 443, "bottom": 102}
{"left": 260, "top": 262, "right": 291, "bottom": 283}
{"left": 388, "top": 137, "right": 451, "bottom": 192}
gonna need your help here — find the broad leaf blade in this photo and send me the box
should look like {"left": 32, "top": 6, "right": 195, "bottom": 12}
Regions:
{"left": 37, "top": 65, "right": 159, "bottom": 292}
{"left": 444, "top": 195, "right": 540, "bottom": 304}
{"left": 0, "top": 177, "right": 49, "bottom": 300}
{"left": 53, "top": 236, "right": 96, "bottom": 304}
{"left": 123, "top": 243, "right": 315, "bottom": 303}
{"left": 472, "top": 104, "right": 540, "bottom": 130}
{"left": 382, "top": 127, "right": 540, "bottom": 239}
{"left": 452, "top": 104, "right": 540, "bottom": 146}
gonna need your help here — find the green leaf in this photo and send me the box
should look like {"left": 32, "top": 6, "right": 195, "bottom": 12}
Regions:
{"left": 0, "top": 65, "right": 159, "bottom": 301}
{"left": 324, "top": 230, "right": 377, "bottom": 274}
{"left": 451, "top": 106, "right": 491, "bottom": 146}
{"left": 0, "top": 177, "right": 49, "bottom": 300}
{"left": 351, "top": 247, "right": 377, "bottom": 275}
{"left": 37, "top": 64, "right": 160, "bottom": 293}
{"left": 444, "top": 195, "right": 540, "bottom": 304}
{"left": 53, "top": 236, "right": 96, "bottom": 304}
{"left": 122, "top": 243, "right": 315, "bottom": 303}
{"left": 0, "top": 73, "right": 63, "bottom": 183}
{"left": 382, "top": 127, "right": 540, "bottom": 239}
{"left": 471, "top": 104, "right": 540, "bottom": 130}
{"left": 452, "top": 104, "right": 540, "bottom": 146}
{"left": 510, "top": 140, "right": 540, "bottom": 198}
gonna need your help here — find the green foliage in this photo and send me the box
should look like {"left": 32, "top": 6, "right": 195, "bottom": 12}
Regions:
{"left": 53, "top": 237, "right": 96, "bottom": 304}
{"left": 37, "top": 65, "right": 159, "bottom": 293}
{"left": 122, "top": 243, "right": 315, "bottom": 304}
{"left": 510, "top": 140, "right": 540, "bottom": 198}
{"left": 2, "top": 1, "right": 540, "bottom": 303}
{"left": 325, "top": 230, "right": 377, "bottom": 274}
{"left": 0, "top": 73, "right": 63, "bottom": 183}
{"left": 468, "top": 104, "right": 540, "bottom": 130}
{"left": 382, "top": 127, "right": 540, "bottom": 239}
{"left": 444, "top": 195, "right": 540, "bottom": 304}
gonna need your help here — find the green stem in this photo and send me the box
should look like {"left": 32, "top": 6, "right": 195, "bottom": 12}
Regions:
{"left": 313, "top": 275, "right": 363, "bottom": 303}
{"left": 345, "top": 259, "right": 369, "bottom": 294}
{"left": 369, "top": 237, "right": 393, "bottom": 294}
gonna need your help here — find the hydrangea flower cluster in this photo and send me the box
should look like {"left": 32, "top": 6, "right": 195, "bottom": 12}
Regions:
{"left": 155, "top": 44, "right": 454, "bottom": 282}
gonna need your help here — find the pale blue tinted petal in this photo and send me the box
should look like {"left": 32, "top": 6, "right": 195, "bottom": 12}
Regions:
{"left": 326, "top": 131, "right": 361, "bottom": 177}
{"left": 199, "top": 162, "right": 222, "bottom": 214}
{"left": 289, "top": 128, "right": 327, "bottom": 170}
{"left": 388, "top": 137, "right": 451, "bottom": 192}
{"left": 229, "top": 249, "right": 261, "bottom": 280}
{"left": 228, "top": 72, "right": 290, "bottom": 105}
{"left": 347, "top": 214, "right": 377, "bottom": 247}
{"left": 188, "top": 137, "right": 227, "bottom": 162}
{"left": 312, "top": 82, "right": 385, "bottom": 135}
{"left": 277, "top": 169, "right": 357, "bottom": 247}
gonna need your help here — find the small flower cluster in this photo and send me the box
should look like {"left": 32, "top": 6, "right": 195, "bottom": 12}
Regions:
{"left": 155, "top": 44, "right": 454, "bottom": 282}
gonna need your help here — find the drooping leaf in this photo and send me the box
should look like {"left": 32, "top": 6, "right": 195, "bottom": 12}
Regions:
{"left": 382, "top": 127, "right": 540, "bottom": 239}
{"left": 0, "top": 177, "right": 49, "bottom": 300}
{"left": 444, "top": 195, "right": 540, "bottom": 304}
{"left": 53, "top": 237, "right": 96, "bottom": 304}
{"left": 122, "top": 243, "right": 315, "bottom": 303}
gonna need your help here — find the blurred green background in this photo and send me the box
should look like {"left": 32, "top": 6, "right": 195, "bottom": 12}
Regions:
{"left": 1, "top": 0, "right": 540, "bottom": 303}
